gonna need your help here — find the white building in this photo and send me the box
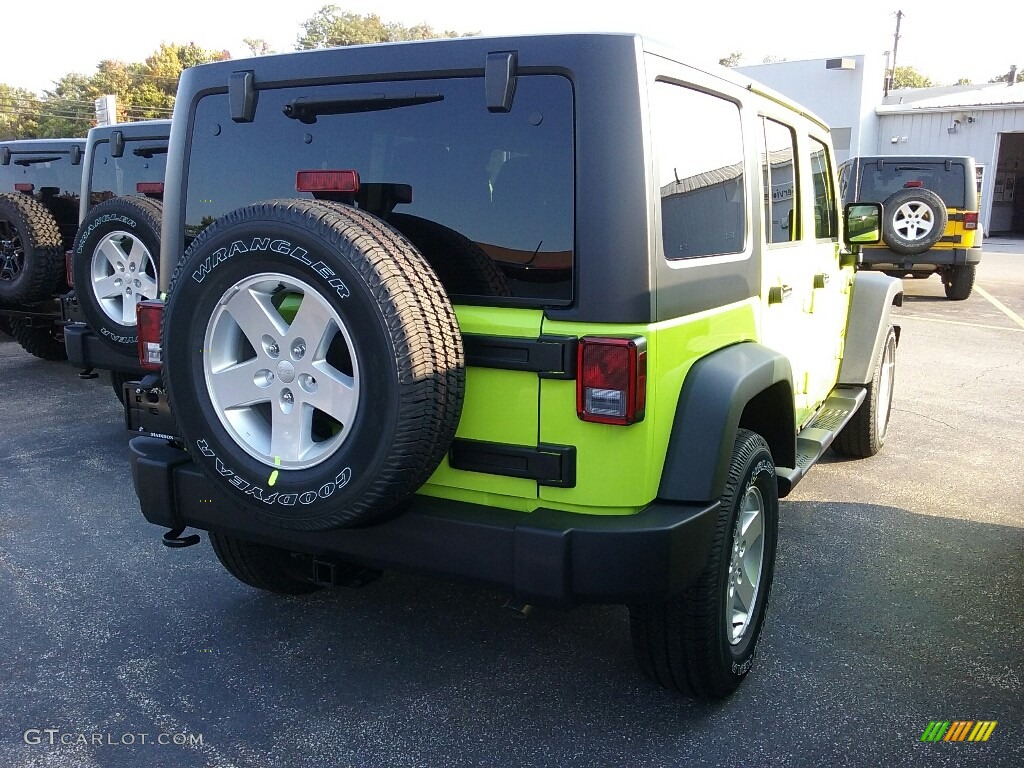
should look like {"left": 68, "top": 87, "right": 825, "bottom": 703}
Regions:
{"left": 739, "top": 57, "right": 1024, "bottom": 234}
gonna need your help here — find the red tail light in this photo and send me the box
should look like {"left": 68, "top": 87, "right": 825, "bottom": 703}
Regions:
{"left": 903, "top": 180, "right": 923, "bottom": 188}
{"left": 963, "top": 211, "right": 978, "bottom": 230}
{"left": 65, "top": 250, "right": 74, "bottom": 287}
{"left": 137, "top": 300, "right": 164, "bottom": 371}
{"left": 136, "top": 182, "right": 164, "bottom": 196}
{"left": 296, "top": 169, "right": 360, "bottom": 194}
{"left": 14, "top": 183, "right": 33, "bottom": 192}
{"left": 577, "top": 337, "right": 647, "bottom": 425}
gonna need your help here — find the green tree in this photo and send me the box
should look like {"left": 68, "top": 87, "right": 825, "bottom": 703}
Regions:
{"left": 296, "top": 4, "right": 465, "bottom": 49}
{"left": 718, "top": 51, "right": 742, "bottom": 68}
{"left": 243, "top": 38, "right": 275, "bottom": 56}
{"left": 891, "top": 66, "right": 934, "bottom": 89}
{"left": 36, "top": 73, "right": 94, "bottom": 138}
{"left": 954, "top": 77, "right": 972, "bottom": 85}
{"left": 0, "top": 83, "right": 42, "bottom": 140}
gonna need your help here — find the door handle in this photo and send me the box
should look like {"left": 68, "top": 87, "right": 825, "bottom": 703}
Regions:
{"left": 768, "top": 284, "right": 793, "bottom": 305}
{"left": 814, "top": 273, "right": 830, "bottom": 289}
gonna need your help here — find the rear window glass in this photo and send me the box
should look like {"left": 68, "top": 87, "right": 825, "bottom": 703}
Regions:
{"left": 0, "top": 148, "right": 83, "bottom": 198}
{"left": 88, "top": 139, "right": 167, "bottom": 208}
{"left": 185, "top": 75, "right": 575, "bottom": 305}
{"left": 857, "top": 161, "right": 966, "bottom": 208}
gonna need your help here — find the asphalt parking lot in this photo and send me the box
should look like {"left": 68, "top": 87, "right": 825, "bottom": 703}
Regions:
{"left": 1, "top": 243, "right": 1021, "bottom": 768}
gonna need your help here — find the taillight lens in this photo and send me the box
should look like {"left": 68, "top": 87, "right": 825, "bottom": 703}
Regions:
{"left": 136, "top": 181, "right": 164, "bottom": 196}
{"left": 963, "top": 211, "right": 978, "bottom": 230}
{"left": 136, "top": 300, "right": 164, "bottom": 371}
{"left": 65, "top": 250, "right": 74, "bottom": 287}
{"left": 14, "top": 183, "right": 33, "bottom": 192}
{"left": 296, "top": 169, "right": 360, "bottom": 194}
{"left": 577, "top": 337, "right": 647, "bottom": 425}
{"left": 903, "top": 180, "right": 923, "bottom": 188}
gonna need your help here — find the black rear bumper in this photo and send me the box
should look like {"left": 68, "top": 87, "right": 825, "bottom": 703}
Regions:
{"left": 64, "top": 321, "right": 144, "bottom": 376}
{"left": 859, "top": 245, "right": 981, "bottom": 269}
{"left": 130, "top": 437, "right": 719, "bottom": 607}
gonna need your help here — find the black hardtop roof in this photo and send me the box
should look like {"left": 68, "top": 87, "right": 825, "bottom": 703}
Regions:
{"left": 87, "top": 120, "right": 172, "bottom": 142}
{"left": 0, "top": 137, "right": 86, "bottom": 153}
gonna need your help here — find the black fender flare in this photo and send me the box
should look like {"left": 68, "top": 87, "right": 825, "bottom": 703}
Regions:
{"left": 658, "top": 343, "right": 795, "bottom": 503}
{"left": 838, "top": 272, "right": 903, "bottom": 386}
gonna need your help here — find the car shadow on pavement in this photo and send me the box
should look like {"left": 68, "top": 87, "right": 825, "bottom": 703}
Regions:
{"left": 61, "top": 501, "right": 1017, "bottom": 768}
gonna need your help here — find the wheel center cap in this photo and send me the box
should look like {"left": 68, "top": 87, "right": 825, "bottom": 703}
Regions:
{"left": 277, "top": 360, "right": 296, "bottom": 383}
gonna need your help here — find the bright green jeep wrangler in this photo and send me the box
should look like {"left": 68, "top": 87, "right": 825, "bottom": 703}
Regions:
{"left": 126, "top": 33, "right": 901, "bottom": 699}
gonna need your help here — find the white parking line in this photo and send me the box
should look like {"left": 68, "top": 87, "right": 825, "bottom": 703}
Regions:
{"left": 897, "top": 313, "right": 1024, "bottom": 333}
{"left": 975, "top": 285, "right": 1024, "bottom": 330}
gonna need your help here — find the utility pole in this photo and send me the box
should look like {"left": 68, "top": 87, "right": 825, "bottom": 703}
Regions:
{"left": 886, "top": 9, "right": 903, "bottom": 95}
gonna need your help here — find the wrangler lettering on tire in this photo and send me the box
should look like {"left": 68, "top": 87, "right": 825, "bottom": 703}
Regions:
{"left": 162, "top": 199, "right": 465, "bottom": 530}
{"left": 73, "top": 196, "right": 163, "bottom": 352}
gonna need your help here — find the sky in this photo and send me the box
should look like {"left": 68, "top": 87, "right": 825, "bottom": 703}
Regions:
{"left": 1, "top": 0, "right": 1019, "bottom": 94}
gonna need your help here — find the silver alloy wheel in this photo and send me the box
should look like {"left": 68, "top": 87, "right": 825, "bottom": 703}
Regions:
{"left": 203, "top": 272, "right": 359, "bottom": 470}
{"left": 726, "top": 484, "right": 766, "bottom": 645}
{"left": 90, "top": 230, "right": 158, "bottom": 325}
{"left": 891, "top": 201, "right": 935, "bottom": 242}
{"left": 875, "top": 332, "right": 897, "bottom": 439}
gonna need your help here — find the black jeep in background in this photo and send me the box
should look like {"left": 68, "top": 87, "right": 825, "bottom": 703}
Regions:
{"left": 0, "top": 138, "right": 85, "bottom": 358}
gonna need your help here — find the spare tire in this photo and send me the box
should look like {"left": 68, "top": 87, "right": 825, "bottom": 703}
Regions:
{"left": 0, "top": 192, "right": 64, "bottom": 304}
{"left": 163, "top": 199, "right": 465, "bottom": 531}
{"left": 387, "top": 213, "right": 513, "bottom": 297}
{"left": 880, "top": 188, "right": 947, "bottom": 256}
{"left": 72, "top": 197, "right": 162, "bottom": 353}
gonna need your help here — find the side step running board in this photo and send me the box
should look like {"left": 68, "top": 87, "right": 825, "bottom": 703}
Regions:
{"left": 776, "top": 386, "right": 866, "bottom": 497}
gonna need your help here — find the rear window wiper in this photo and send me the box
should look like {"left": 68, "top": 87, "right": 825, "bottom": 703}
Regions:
{"left": 283, "top": 93, "right": 444, "bottom": 124}
{"left": 14, "top": 156, "right": 60, "bottom": 166}
{"left": 132, "top": 146, "right": 169, "bottom": 158}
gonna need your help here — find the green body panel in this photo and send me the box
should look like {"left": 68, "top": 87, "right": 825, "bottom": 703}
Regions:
{"left": 420, "top": 299, "right": 759, "bottom": 516}
{"left": 540, "top": 299, "right": 758, "bottom": 513}
{"left": 421, "top": 306, "right": 542, "bottom": 500}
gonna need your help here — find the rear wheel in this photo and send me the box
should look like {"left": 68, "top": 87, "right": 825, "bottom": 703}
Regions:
{"left": 629, "top": 429, "right": 778, "bottom": 698}
{"left": 10, "top": 319, "right": 66, "bottom": 361}
{"left": 110, "top": 370, "right": 134, "bottom": 405}
{"left": 209, "top": 533, "right": 321, "bottom": 595}
{"left": 0, "top": 192, "right": 64, "bottom": 304}
{"left": 943, "top": 264, "right": 976, "bottom": 301}
{"left": 833, "top": 325, "right": 897, "bottom": 458}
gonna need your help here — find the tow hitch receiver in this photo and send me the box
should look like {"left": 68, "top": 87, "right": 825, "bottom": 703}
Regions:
{"left": 312, "top": 558, "right": 382, "bottom": 588}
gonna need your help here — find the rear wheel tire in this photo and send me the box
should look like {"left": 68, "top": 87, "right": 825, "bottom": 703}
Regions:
{"left": 833, "top": 325, "right": 897, "bottom": 458}
{"left": 629, "top": 429, "right": 778, "bottom": 699}
{"left": 10, "top": 319, "right": 66, "bottom": 361}
{"left": 0, "top": 192, "right": 64, "bottom": 304}
{"left": 209, "top": 533, "right": 321, "bottom": 595}
{"left": 110, "top": 370, "right": 133, "bottom": 405}
{"left": 943, "top": 264, "right": 976, "bottom": 300}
